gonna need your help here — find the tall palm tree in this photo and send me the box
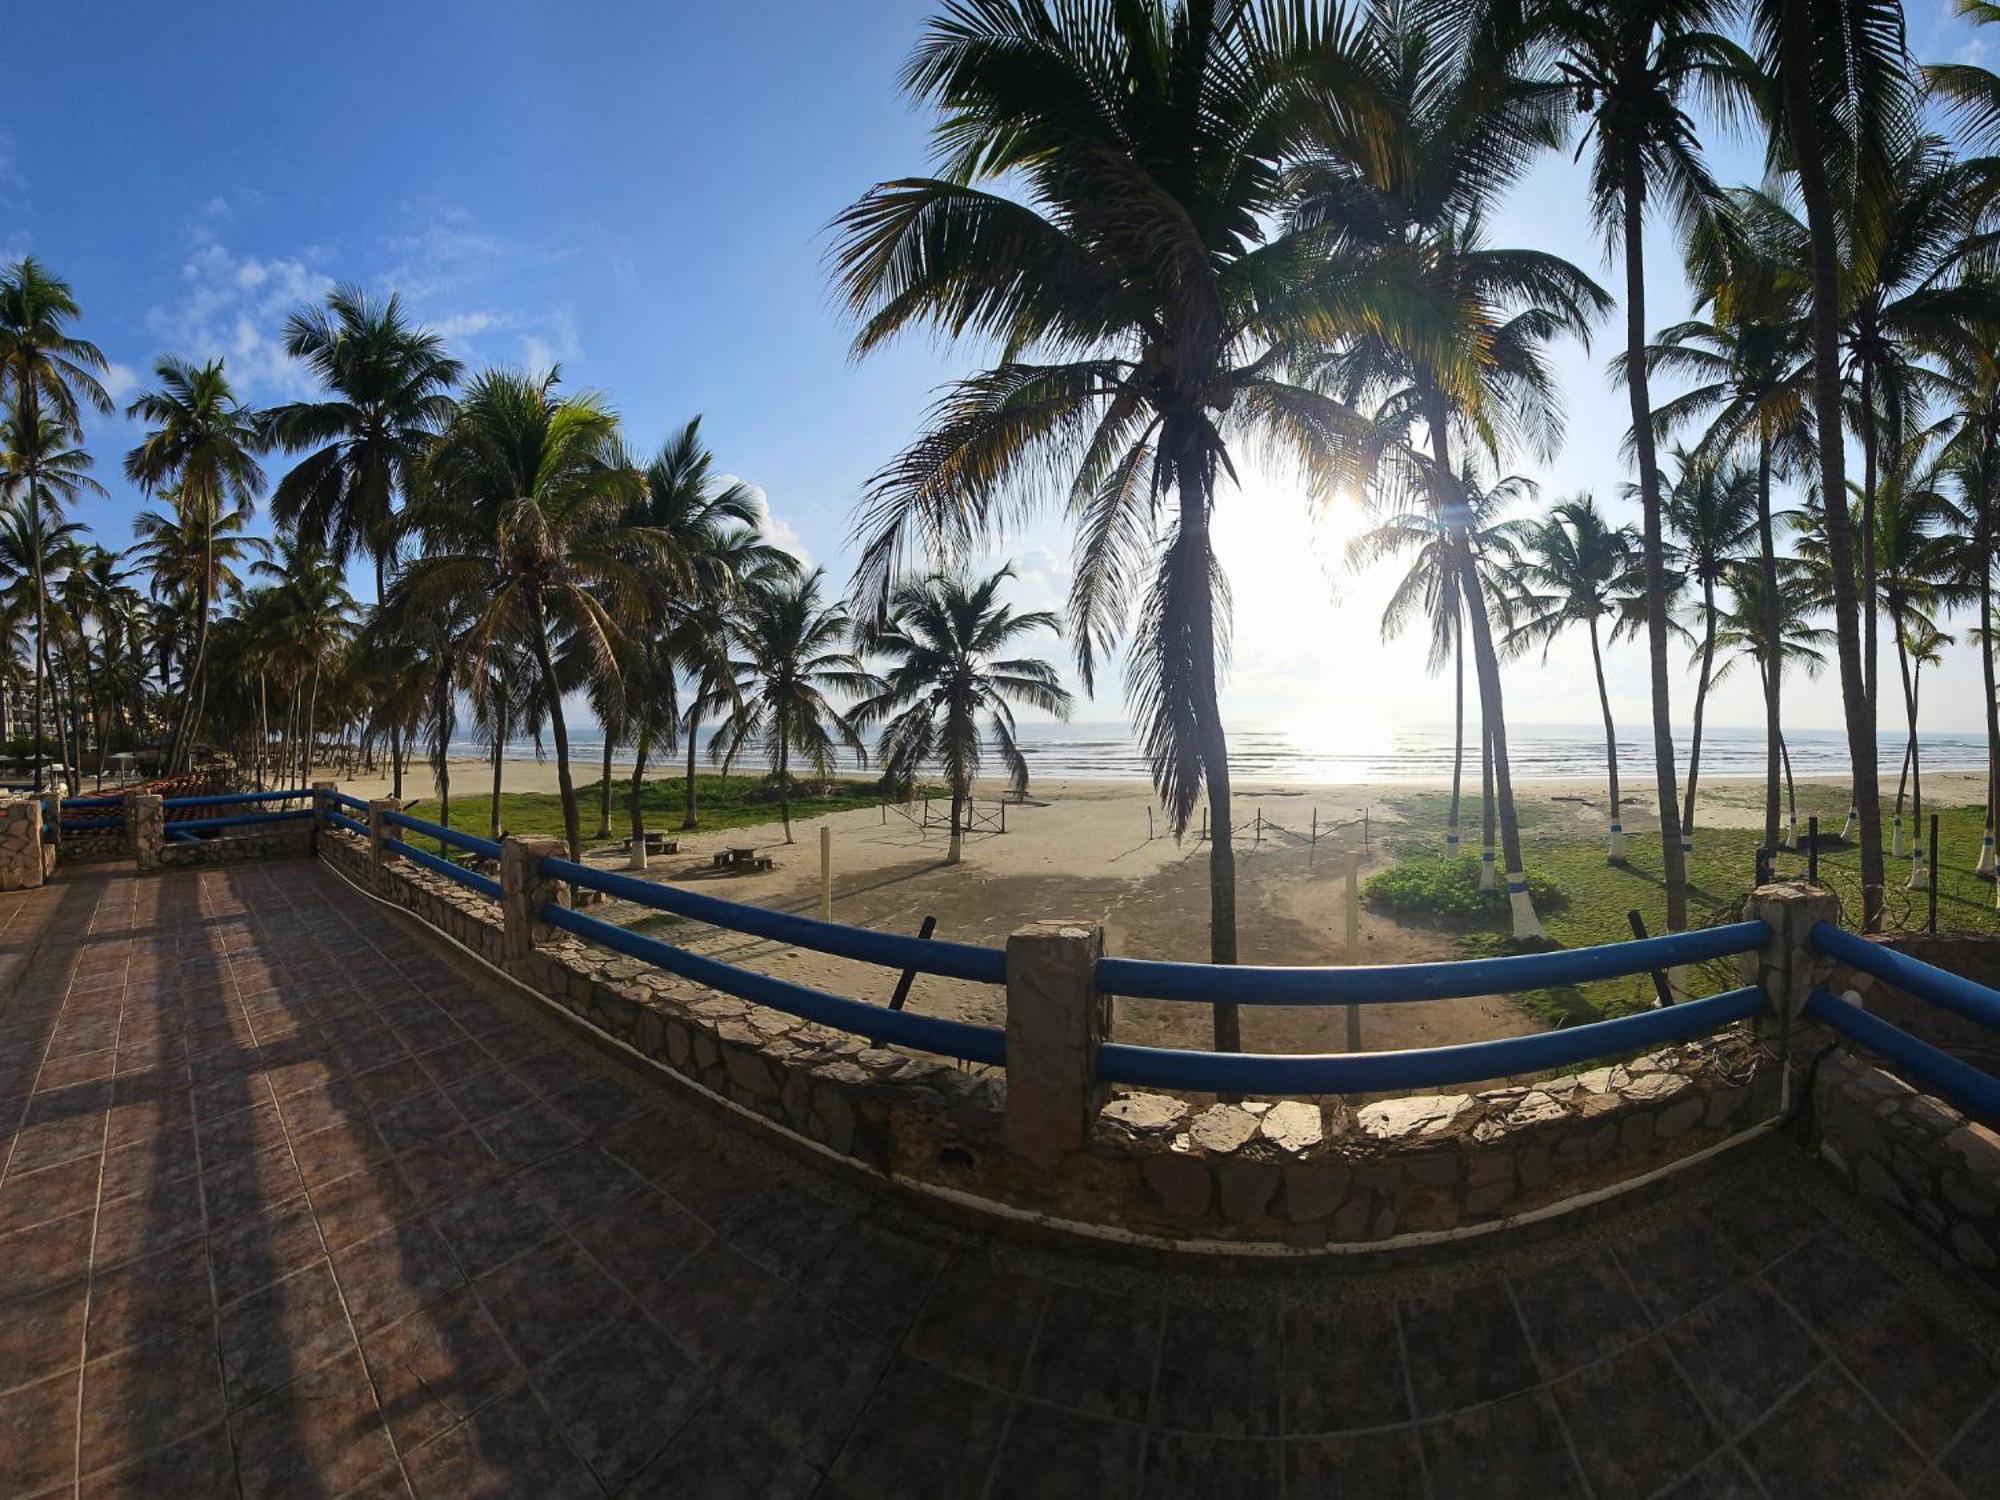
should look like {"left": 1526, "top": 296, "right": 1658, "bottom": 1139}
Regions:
{"left": 853, "top": 565, "right": 1072, "bottom": 864}
{"left": 1657, "top": 451, "right": 1758, "bottom": 852}
{"left": 1644, "top": 188, "right": 1814, "bottom": 853}
{"left": 124, "top": 356, "right": 265, "bottom": 770}
{"left": 1711, "top": 556, "right": 1834, "bottom": 844}
{"left": 834, "top": 0, "right": 1417, "bottom": 1043}
{"left": 678, "top": 530, "right": 795, "bottom": 831}
{"left": 1535, "top": 0, "right": 1749, "bottom": 930}
{"left": 128, "top": 498, "right": 267, "bottom": 740}
{"left": 467, "top": 647, "right": 542, "bottom": 839}
{"left": 0, "top": 492, "right": 86, "bottom": 782}
{"left": 1891, "top": 616, "right": 1950, "bottom": 887}
{"left": 714, "top": 569, "right": 876, "bottom": 843}
{"left": 1347, "top": 466, "right": 1529, "bottom": 868}
{"left": 398, "top": 369, "right": 651, "bottom": 861}
{"left": 1506, "top": 495, "right": 1643, "bottom": 861}
{"left": 1287, "top": 2, "right": 1607, "bottom": 940}
{"left": 263, "top": 284, "right": 462, "bottom": 799}
{"left": 0, "top": 258, "right": 111, "bottom": 790}
{"left": 1937, "top": 340, "right": 2000, "bottom": 874}
{"left": 1745, "top": 0, "right": 1919, "bottom": 925}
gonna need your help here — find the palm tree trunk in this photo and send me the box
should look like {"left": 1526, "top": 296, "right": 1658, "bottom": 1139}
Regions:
{"left": 1860, "top": 361, "right": 1879, "bottom": 727}
{"left": 1681, "top": 574, "right": 1718, "bottom": 855}
{"left": 528, "top": 605, "right": 583, "bottom": 864}
{"left": 1984, "top": 496, "right": 1999, "bottom": 880}
{"left": 682, "top": 706, "right": 701, "bottom": 829}
{"left": 1589, "top": 620, "right": 1625, "bottom": 862}
{"left": 256, "top": 672, "right": 269, "bottom": 792}
{"left": 948, "top": 774, "right": 965, "bottom": 866}
{"left": 597, "top": 731, "right": 614, "bottom": 839}
{"left": 302, "top": 662, "right": 321, "bottom": 790}
{"left": 1782, "top": 731, "right": 1797, "bottom": 837}
{"left": 628, "top": 727, "right": 651, "bottom": 869}
{"left": 379, "top": 556, "right": 403, "bottom": 802}
{"left": 777, "top": 726, "right": 793, "bottom": 843}
{"left": 1783, "top": 15, "right": 1884, "bottom": 924}
{"left": 489, "top": 688, "right": 507, "bottom": 839}
{"left": 1446, "top": 618, "right": 1464, "bottom": 857}
{"left": 1480, "top": 704, "right": 1497, "bottom": 892}
{"left": 1621, "top": 154, "right": 1686, "bottom": 927}
{"left": 1756, "top": 434, "right": 1783, "bottom": 852}
{"left": 1174, "top": 437, "right": 1240, "bottom": 1048}
{"left": 1896, "top": 625, "right": 1924, "bottom": 887}
{"left": 434, "top": 668, "right": 451, "bottom": 855}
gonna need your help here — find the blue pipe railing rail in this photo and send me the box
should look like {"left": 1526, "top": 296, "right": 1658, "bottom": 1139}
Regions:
{"left": 59, "top": 817, "right": 123, "bottom": 832}
{"left": 1098, "top": 921, "right": 1768, "bottom": 1006}
{"left": 540, "top": 855, "right": 1007, "bottom": 985}
{"left": 327, "top": 811, "right": 368, "bottom": 838}
{"left": 330, "top": 791, "right": 370, "bottom": 814}
{"left": 1097, "top": 985, "right": 1766, "bottom": 1093}
{"left": 539, "top": 899, "right": 1006, "bottom": 1064}
{"left": 1804, "top": 989, "right": 2000, "bottom": 1126}
{"left": 164, "top": 788, "right": 314, "bottom": 810}
{"left": 60, "top": 795, "right": 122, "bottom": 810}
{"left": 384, "top": 810, "right": 504, "bottom": 862}
{"left": 385, "top": 836, "right": 503, "bottom": 900}
{"left": 170, "top": 809, "right": 316, "bottom": 835}
{"left": 1809, "top": 922, "right": 2000, "bottom": 1035}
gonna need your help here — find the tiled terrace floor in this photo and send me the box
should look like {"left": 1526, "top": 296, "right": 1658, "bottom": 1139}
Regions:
{"left": 1, "top": 859, "right": 1998, "bottom": 1498}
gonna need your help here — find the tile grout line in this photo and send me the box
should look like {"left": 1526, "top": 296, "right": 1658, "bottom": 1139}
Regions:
{"left": 972, "top": 1279, "right": 1053, "bottom": 1500}
{"left": 1388, "top": 1298, "right": 1432, "bottom": 1500}
{"left": 68, "top": 877, "right": 124, "bottom": 1495}
{"left": 1498, "top": 1274, "right": 1596, "bottom": 1500}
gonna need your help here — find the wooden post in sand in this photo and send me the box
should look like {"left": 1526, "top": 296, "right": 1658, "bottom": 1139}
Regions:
{"left": 820, "top": 825, "right": 832, "bottom": 920}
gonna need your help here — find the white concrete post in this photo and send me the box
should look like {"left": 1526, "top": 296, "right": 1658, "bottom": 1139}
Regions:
{"left": 1003, "top": 921, "right": 1107, "bottom": 1168}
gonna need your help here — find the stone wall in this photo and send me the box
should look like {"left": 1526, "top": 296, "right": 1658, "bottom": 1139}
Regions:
{"left": 1806, "top": 1049, "right": 2000, "bottom": 1289}
{"left": 157, "top": 818, "right": 314, "bottom": 869}
{"left": 1827, "top": 933, "right": 2000, "bottom": 1073}
{"left": 320, "top": 827, "right": 1786, "bottom": 1250}
{"left": 0, "top": 798, "right": 44, "bottom": 890}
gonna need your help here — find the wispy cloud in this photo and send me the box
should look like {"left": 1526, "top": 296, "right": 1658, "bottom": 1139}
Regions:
{"left": 721, "top": 475, "right": 814, "bottom": 569}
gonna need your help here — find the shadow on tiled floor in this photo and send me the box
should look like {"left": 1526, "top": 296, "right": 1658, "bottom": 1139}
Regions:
{"left": 0, "top": 859, "right": 1996, "bottom": 1498}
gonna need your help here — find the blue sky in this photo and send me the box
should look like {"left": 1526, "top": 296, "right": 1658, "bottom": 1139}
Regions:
{"left": 2, "top": 0, "right": 1991, "bottom": 742}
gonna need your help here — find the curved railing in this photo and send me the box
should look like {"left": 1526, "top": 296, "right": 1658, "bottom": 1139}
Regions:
{"left": 1810, "top": 921, "right": 2000, "bottom": 1033}
{"left": 1098, "top": 922, "right": 1767, "bottom": 1005}
{"left": 385, "top": 809, "right": 504, "bottom": 863}
{"left": 163, "top": 788, "right": 315, "bottom": 810}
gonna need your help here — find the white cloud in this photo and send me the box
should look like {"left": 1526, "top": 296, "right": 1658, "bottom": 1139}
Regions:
{"left": 521, "top": 308, "right": 581, "bottom": 379}
{"left": 721, "top": 475, "right": 814, "bottom": 569}
{"left": 143, "top": 211, "right": 334, "bottom": 399}
{"left": 430, "top": 310, "right": 499, "bottom": 341}
{"left": 100, "top": 363, "right": 139, "bottom": 403}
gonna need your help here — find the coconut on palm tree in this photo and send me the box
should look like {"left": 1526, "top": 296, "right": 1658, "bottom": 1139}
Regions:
{"left": 263, "top": 284, "right": 462, "bottom": 799}
{"left": 713, "top": 569, "right": 876, "bottom": 843}
{"left": 854, "top": 565, "right": 1071, "bottom": 864}
{"left": 124, "top": 356, "right": 266, "bottom": 770}
{"left": 1506, "top": 495, "right": 1644, "bottom": 861}
{"left": 0, "top": 258, "right": 112, "bottom": 790}
{"left": 835, "top": 0, "right": 1426, "bottom": 1043}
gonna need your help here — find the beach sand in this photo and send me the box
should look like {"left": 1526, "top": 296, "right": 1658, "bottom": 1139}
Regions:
{"left": 325, "top": 757, "right": 1987, "bottom": 1059}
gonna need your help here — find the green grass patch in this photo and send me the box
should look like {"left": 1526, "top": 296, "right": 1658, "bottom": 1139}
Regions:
{"left": 1375, "top": 786, "right": 2000, "bottom": 1025}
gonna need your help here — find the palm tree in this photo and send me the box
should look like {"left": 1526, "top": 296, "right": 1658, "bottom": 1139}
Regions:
{"left": 1658, "top": 451, "right": 1758, "bottom": 852}
{"left": 0, "top": 258, "right": 111, "bottom": 790}
{"left": 1534, "top": 0, "right": 1748, "bottom": 930}
{"left": 1287, "top": 4, "right": 1608, "bottom": 940}
{"left": 714, "top": 569, "right": 876, "bottom": 843}
{"left": 1937, "top": 341, "right": 2000, "bottom": 874}
{"left": 398, "top": 369, "right": 651, "bottom": 862}
{"left": 263, "top": 284, "right": 462, "bottom": 800}
{"left": 128, "top": 497, "right": 267, "bottom": 756}
{"left": 1506, "top": 496, "right": 1643, "bottom": 861}
{"left": 1744, "top": 0, "right": 1919, "bottom": 925}
{"left": 1644, "top": 189, "right": 1814, "bottom": 853}
{"left": 853, "top": 565, "right": 1072, "bottom": 864}
{"left": 1347, "top": 466, "right": 1529, "bottom": 869}
{"left": 1711, "top": 557, "right": 1834, "bottom": 845}
{"left": 0, "top": 492, "right": 86, "bottom": 782}
{"left": 1891, "top": 617, "right": 1950, "bottom": 888}
{"left": 467, "top": 647, "right": 542, "bottom": 839}
{"left": 124, "top": 356, "right": 266, "bottom": 770}
{"left": 834, "top": 0, "right": 1417, "bottom": 1043}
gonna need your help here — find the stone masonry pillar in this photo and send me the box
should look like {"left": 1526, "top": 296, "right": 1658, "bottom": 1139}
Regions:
{"left": 311, "top": 781, "right": 337, "bottom": 852}
{"left": 1003, "top": 921, "right": 1108, "bottom": 1169}
{"left": 0, "top": 798, "right": 45, "bottom": 890}
{"left": 129, "top": 795, "right": 164, "bottom": 872}
{"left": 1750, "top": 880, "right": 1842, "bottom": 1045}
{"left": 366, "top": 798, "right": 400, "bottom": 872}
{"left": 500, "top": 835, "right": 566, "bottom": 966}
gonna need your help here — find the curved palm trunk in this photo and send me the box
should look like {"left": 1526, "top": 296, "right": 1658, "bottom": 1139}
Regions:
{"left": 1896, "top": 627, "right": 1927, "bottom": 889}
{"left": 21, "top": 380, "right": 48, "bottom": 793}
{"left": 776, "top": 716, "right": 793, "bottom": 843}
{"left": 1756, "top": 436, "right": 1783, "bottom": 853}
{"left": 597, "top": 732, "right": 615, "bottom": 839}
{"left": 682, "top": 705, "right": 702, "bottom": 829}
{"left": 1781, "top": 731, "right": 1797, "bottom": 840}
{"left": 1681, "top": 573, "right": 1719, "bottom": 857}
{"left": 1981, "top": 468, "right": 1998, "bottom": 881}
{"left": 1784, "top": 16, "right": 1884, "bottom": 925}
{"left": 1588, "top": 620, "right": 1625, "bottom": 862}
{"left": 379, "top": 555, "right": 403, "bottom": 802}
{"left": 434, "top": 670, "right": 451, "bottom": 856}
{"left": 488, "top": 689, "right": 507, "bottom": 840}
{"left": 301, "top": 662, "right": 321, "bottom": 791}
{"left": 1480, "top": 705, "right": 1497, "bottom": 892}
{"left": 528, "top": 605, "right": 583, "bottom": 864}
{"left": 1621, "top": 155, "right": 1686, "bottom": 927}
{"left": 1860, "top": 362, "right": 1879, "bottom": 726}
{"left": 628, "top": 728, "right": 651, "bottom": 870}
{"left": 1446, "top": 621, "right": 1464, "bottom": 857}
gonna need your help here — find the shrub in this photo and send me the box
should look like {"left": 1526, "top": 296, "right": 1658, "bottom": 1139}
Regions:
{"left": 1363, "top": 855, "right": 1566, "bottom": 925}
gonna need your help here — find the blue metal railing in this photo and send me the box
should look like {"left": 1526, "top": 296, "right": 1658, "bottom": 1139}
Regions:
{"left": 1096, "top": 985, "right": 1766, "bottom": 1093}
{"left": 385, "top": 837, "right": 503, "bottom": 900}
{"left": 331, "top": 791, "right": 370, "bottom": 813}
{"left": 170, "top": 809, "right": 316, "bottom": 834}
{"left": 327, "top": 811, "right": 368, "bottom": 838}
{"left": 385, "top": 810, "right": 504, "bottom": 862}
{"left": 59, "top": 817, "right": 123, "bottom": 832}
{"left": 1804, "top": 989, "right": 2000, "bottom": 1126}
{"left": 1098, "top": 921, "right": 1768, "bottom": 1006}
{"left": 539, "top": 900, "right": 1006, "bottom": 1064}
{"left": 1809, "top": 922, "right": 2000, "bottom": 1035}
{"left": 164, "top": 789, "right": 315, "bottom": 809}
{"left": 60, "top": 796, "right": 122, "bottom": 810}
{"left": 540, "top": 855, "right": 1007, "bottom": 984}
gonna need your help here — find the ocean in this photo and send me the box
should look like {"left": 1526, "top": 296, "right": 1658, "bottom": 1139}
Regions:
{"left": 448, "top": 721, "right": 1992, "bottom": 784}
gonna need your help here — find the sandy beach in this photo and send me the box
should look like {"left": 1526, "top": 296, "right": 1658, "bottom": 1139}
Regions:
{"left": 322, "top": 757, "right": 1988, "bottom": 1060}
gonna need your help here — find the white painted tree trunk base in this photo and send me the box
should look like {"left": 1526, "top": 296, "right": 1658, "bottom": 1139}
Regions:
{"left": 628, "top": 846, "right": 648, "bottom": 871}
{"left": 1978, "top": 834, "right": 1994, "bottom": 877}
{"left": 1892, "top": 819, "right": 1904, "bottom": 858}
{"left": 1444, "top": 822, "right": 1460, "bottom": 855}
{"left": 1841, "top": 807, "right": 1856, "bottom": 841}
{"left": 1479, "top": 848, "right": 1497, "bottom": 891}
{"left": 1608, "top": 824, "right": 1626, "bottom": 862}
{"left": 1908, "top": 852, "right": 1930, "bottom": 891}
{"left": 1507, "top": 871, "right": 1543, "bottom": 940}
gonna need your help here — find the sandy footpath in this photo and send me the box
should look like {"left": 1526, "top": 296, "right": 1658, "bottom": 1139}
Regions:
{"left": 314, "top": 758, "right": 1991, "bottom": 1057}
